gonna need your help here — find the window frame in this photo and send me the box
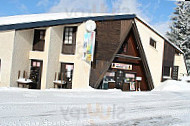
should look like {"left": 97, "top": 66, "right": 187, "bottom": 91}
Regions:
{"left": 62, "top": 26, "right": 77, "bottom": 55}
{"left": 150, "top": 38, "right": 157, "bottom": 49}
{"left": 163, "top": 66, "right": 171, "bottom": 77}
{"left": 32, "top": 29, "right": 46, "bottom": 51}
{"left": 63, "top": 27, "right": 76, "bottom": 45}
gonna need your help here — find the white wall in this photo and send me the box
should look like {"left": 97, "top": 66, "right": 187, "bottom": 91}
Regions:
{"left": 59, "top": 23, "right": 91, "bottom": 89}
{"left": 135, "top": 19, "right": 165, "bottom": 87}
{"left": 0, "top": 30, "right": 15, "bottom": 87}
{"left": 174, "top": 53, "right": 187, "bottom": 79}
{"left": 10, "top": 30, "right": 34, "bottom": 87}
{"left": 43, "top": 26, "right": 63, "bottom": 89}
{"left": 0, "top": 23, "right": 92, "bottom": 89}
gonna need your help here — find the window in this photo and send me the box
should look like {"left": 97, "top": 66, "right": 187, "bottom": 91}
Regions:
{"left": 163, "top": 66, "right": 171, "bottom": 77}
{"left": 118, "top": 42, "right": 128, "bottom": 54}
{"left": 63, "top": 27, "right": 75, "bottom": 44}
{"left": 33, "top": 29, "right": 46, "bottom": 51}
{"left": 150, "top": 38, "right": 156, "bottom": 49}
{"left": 62, "top": 27, "right": 77, "bottom": 54}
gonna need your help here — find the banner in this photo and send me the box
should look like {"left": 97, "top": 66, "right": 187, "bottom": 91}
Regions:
{"left": 83, "top": 31, "right": 96, "bottom": 62}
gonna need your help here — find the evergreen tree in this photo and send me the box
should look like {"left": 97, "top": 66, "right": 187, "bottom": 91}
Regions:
{"left": 167, "top": 1, "right": 190, "bottom": 74}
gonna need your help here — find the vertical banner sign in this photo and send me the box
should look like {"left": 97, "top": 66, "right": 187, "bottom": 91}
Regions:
{"left": 83, "top": 31, "right": 96, "bottom": 62}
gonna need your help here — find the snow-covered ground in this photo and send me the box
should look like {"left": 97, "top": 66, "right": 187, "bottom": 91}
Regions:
{"left": 0, "top": 80, "right": 190, "bottom": 126}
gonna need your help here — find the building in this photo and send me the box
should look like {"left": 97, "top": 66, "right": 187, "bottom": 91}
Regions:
{"left": 0, "top": 13, "right": 187, "bottom": 91}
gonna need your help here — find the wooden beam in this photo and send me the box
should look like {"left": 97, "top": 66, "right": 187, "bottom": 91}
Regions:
{"left": 115, "top": 54, "right": 141, "bottom": 60}
{"left": 132, "top": 21, "right": 154, "bottom": 90}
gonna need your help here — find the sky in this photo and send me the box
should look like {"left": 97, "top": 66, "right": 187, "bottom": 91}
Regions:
{"left": 0, "top": 0, "right": 179, "bottom": 34}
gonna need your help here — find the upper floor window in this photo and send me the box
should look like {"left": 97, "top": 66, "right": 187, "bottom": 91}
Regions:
{"left": 33, "top": 29, "right": 46, "bottom": 51}
{"left": 64, "top": 27, "right": 75, "bottom": 44}
{"left": 62, "top": 27, "right": 77, "bottom": 54}
{"left": 150, "top": 38, "right": 156, "bottom": 49}
{"left": 118, "top": 42, "right": 128, "bottom": 54}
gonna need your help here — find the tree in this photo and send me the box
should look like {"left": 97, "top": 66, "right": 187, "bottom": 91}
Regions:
{"left": 167, "top": 1, "right": 190, "bottom": 74}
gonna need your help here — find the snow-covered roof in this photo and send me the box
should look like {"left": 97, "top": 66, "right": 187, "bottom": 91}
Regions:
{"left": 0, "top": 12, "right": 123, "bottom": 26}
{"left": 0, "top": 12, "right": 183, "bottom": 54}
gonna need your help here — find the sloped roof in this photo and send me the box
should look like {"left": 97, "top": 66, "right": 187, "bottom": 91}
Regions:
{"left": 0, "top": 12, "right": 118, "bottom": 26}
{"left": 0, "top": 12, "right": 136, "bottom": 31}
{"left": 135, "top": 16, "right": 183, "bottom": 54}
{"left": 0, "top": 12, "right": 183, "bottom": 54}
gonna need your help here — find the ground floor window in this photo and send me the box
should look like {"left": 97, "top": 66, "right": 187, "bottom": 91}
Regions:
{"left": 163, "top": 66, "right": 171, "bottom": 77}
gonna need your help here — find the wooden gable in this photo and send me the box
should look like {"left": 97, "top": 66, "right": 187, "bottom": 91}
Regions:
{"left": 90, "top": 19, "right": 154, "bottom": 90}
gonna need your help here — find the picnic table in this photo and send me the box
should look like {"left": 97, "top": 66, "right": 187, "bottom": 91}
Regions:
{"left": 17, "top": 78, "right": 33, "bottom": 88}
{"left": 53, "top": 80, "right": 67, "bottom": 88}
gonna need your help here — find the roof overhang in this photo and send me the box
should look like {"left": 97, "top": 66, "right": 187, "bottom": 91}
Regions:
{"left": 0, "top": 14, "right": 136, "bottom": 31}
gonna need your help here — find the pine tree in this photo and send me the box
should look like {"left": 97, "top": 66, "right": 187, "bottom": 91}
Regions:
{"left": 167, "top": 1, "right": 190, "bottom": 74}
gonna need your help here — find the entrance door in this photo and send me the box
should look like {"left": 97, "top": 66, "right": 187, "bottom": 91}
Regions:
{"left": 115, "top": 70, "right": 124, "bottom": 89}
{"left": 172, "top": 66, "right": 179, "bottom": 80}
{"left": 30, "top": 60, "right": 43, "bottom": 89}
{"left": 60, "top": 63, "right": 74, "bottom": 89}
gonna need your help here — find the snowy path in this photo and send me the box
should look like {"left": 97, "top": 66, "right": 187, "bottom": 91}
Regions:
{"left": 0, "top": 88, "right": 190, "bottom": 126}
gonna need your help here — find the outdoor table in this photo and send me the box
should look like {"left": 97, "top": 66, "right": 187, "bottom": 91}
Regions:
{"left": 17, "top": 78, "right": 33, "bottom": 88}
{"left": 53, "top": 80, "right": 66, "bottom": 88}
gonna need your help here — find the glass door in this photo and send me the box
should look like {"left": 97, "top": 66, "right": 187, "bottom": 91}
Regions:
{"left": 30, "top": 60, "right": 43, "bottom": 89}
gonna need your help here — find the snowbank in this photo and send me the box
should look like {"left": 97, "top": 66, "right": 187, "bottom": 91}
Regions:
{"left": 153, "top": 80, "right": 190, "bottom": 92}
{"left": 180, "top": 76, "right": 190, "bottom": 82}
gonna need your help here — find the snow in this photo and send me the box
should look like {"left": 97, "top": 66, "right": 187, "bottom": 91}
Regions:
{"left": 53, "top": 80, "right": 66, "bottom": 84}
{"left": 180, "top": 75, "right": 190, "bottom": 82}
{"left": 0, "top": 84, "right": 190, "bottom": 125}
{"left": 153, "top": 80, "right": 190, "bottom": 92}
{"left": 0, "top": 12, "right": 122, "bottom": 26}
{"left": 17, "top": 78, "right": 32, "bottom": 83}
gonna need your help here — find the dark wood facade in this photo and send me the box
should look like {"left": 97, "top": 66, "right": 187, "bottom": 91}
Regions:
{"left": 113, "top": 32, "right": 149, "bottom": 91}
{"left": 90, "top": 20, "right": 121, "bottom": 88}
{"left": 163, "top": 42, "right": 175, "bottom": 67}
{"left": 90, "top": 19, "right": 153, "bottom": 90}
{"left": 162, "top": 41, "right": 178, "bottom": 81}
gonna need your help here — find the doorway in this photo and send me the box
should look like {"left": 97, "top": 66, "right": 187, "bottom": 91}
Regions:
{"left": 30, "top": 60, "right": 43, "bottom": 89}
{"left": 60, "top": 63, "right": 74, "bottom": 89}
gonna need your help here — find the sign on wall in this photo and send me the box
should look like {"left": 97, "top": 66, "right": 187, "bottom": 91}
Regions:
{"left": 111, "top": 63, "right": 133, "bottom": 70}
{"left": 136, "top": 77, "right": 142, "bottom": 81}
{"left": 83, "top": 31, "right": 96, "bottom": 62}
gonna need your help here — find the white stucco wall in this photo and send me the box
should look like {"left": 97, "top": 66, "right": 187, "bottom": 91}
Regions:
{"left": 0, "top": 22, "right": 93, "bottom": 89}
{"left": 135, "top": 19, "right": 165, "bottom": 87}
{"left": 72, "top": 23, "right": 91, "bottom": 89}
{"left": 0, "top": 30, "right": 15, "bottom": 87}
{"left": 174, "top": 53, "right": 187, "bottom": 79}
{"left": 59, "top": 23, "right": 91, "bottom": 89}
{"left": 40, "top": 27, "right": 50, "bottom": 89}
{"left": 43, "top": 26, "right": 63, "bottom": 89}
{"left": 10, "top": 30, "right": 34, "bottom": 87}
{"left": 26, "top": 23, "right": 90, "bottom": 89}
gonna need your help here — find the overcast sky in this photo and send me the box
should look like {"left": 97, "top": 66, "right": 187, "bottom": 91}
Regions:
{"left": 0, "top": 0, "right": 179, "bottom": 35}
